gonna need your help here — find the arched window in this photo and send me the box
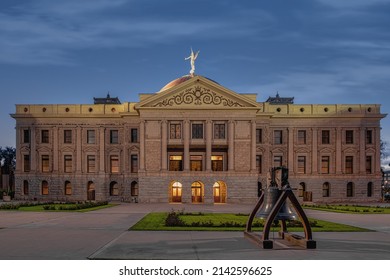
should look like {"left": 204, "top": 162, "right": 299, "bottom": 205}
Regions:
{"left": 347, "top": 182, "right": 354, "bottom": 197}
{"left": 171, "top": 181, "right": 182, "bottom": 203}
{"left": 42, "top": 180, "right": 49, "bottom": 195}
{"left": 191, "top": 181, "right": 204, "bottom": 203}
{"left": 110, "top": 181, "right": 119, "bottom": 196}
{"left": 322, "top": 182, "right": 330, "bottom": 197}
{"left": 131, "top": 181, "right": 139, "bottom": 196}
{"left": 298, "top": 182, "right": 306, "bottom": 197}
{"left": 213, "top": 181, "right": 227, "bottom": 203}
{"left": 65, "top": 181, "right": 72, "bottom": 195}
{"left": 23, "top": 180, "right": 29, "bottom": 196}
{"left": 367, "top": 182, "right": 373, "bottom": 197}
{"left": 87, "top": 181, "right": 95, "bottom": 200}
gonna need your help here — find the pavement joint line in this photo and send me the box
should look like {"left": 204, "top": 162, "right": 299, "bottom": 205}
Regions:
{"left": 87, "top": 230, "right": 128, "bottom": 260}
{"left": 189, "top": 232, "right": 200, "bottom": 260}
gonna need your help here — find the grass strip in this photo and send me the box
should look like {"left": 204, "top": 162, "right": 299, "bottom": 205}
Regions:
{"left": 130, "top": 212, "right": 370, "bottom": 232}
{"left": 303, "top": 204, "right": 390, "bottom": 214}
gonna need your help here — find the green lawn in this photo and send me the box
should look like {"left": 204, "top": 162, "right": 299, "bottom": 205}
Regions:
{"left": 2, "top": 203, "right": 116, "bottom": 212}
{"left": 130, "top": 212, "right": 370, "bottom": 232}
{"left": 303, "top": 204, "right": 390, "bottom": 214}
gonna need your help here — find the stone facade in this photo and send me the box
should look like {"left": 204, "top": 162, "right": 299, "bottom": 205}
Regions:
{"left": 11, "top": 75, "right": 386, "bottom": 204}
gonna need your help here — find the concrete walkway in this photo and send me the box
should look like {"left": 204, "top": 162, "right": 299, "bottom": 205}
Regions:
{"left": 0, "top": 203, "right": 389, "bottom": 260}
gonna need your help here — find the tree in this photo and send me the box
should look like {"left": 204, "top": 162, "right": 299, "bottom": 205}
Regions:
{"left": 0, "top": 146, "right": 16, "bottom": 173}
{"left": 380, "top": 140, "right": 389, "bottom": 160}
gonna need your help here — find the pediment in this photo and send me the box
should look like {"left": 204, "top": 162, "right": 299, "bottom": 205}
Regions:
{"left": 136, "top": 76, "right": 260, "bottom": 110}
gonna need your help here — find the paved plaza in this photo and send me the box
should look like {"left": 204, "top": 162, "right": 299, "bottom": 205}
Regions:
{"left": 0, "top": 203, "right": 389, "bottom": 260}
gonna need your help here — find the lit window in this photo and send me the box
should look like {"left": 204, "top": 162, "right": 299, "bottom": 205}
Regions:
{"left": 190, "top": 155, "right": 202, "bottom": 171}
{"left": 211, "top": 155, "right": 223, "bottom": 171}
{"left": 169, "top": 155, "right": 183, "bottom": 171}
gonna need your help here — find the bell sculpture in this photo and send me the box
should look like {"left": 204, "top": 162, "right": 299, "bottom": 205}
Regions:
{"left": 245, "top": 166, "right": 316, "bottom": 249}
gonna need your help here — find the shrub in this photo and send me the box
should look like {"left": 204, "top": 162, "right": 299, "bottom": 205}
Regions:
{"left": 165, "top": 211, "right": 185, "bottom": 226}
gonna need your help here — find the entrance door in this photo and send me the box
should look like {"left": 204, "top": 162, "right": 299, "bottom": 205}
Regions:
{"left": 172, "top": 186, "right": 182, "bottom": 202}
{"left": 213, "top": 186, "right": 221, "bottom": 203}
{"left": 87, "top": 182, "right": 95, "bottom": 200}
{"left": 192, "top": 187, "right": 202, "bottom": 203}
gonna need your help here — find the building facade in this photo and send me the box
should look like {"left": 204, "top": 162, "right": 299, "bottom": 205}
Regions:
{"left": 11, "top": 75, "right": 386, "bottom": 204}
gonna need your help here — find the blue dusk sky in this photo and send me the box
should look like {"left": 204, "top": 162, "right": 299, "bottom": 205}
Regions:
{"left": 1, "top": 0, "right": 390, "bottom": 150}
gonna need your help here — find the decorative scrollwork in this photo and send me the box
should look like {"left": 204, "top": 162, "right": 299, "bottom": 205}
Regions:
{"left": 154, "top": 86, "right": 244, "bottom": 107}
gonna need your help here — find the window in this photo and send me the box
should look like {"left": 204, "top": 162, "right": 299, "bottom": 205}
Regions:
{"left": 41, "top": 130, "right": 49, "bottom": 143}
{"left": 273, "top": 156, "right": 283, "bottom": 167}
{"left": 214, "top": 124, "right": 225, "bottom": 139}
{"left": 87, "top": 130, "right": 96, "bottom": 144}
{"left": 321, "top": 156, "right": 330, "bottom": 174}
{"left": 192, "top": 124, "right": 203, "bottom": 139}
{"left": 41, "top": 155, "right": 49, "bottom": 172}
{"left": 256, "top": 129, "right": 262, "bottom": 143}
{"left": 366, "top": 130, "right": 373, "bottom": 144}
{"left": 323, "top": 182, "right": 330, "bottom": 197}
{"left": 65, "top": 181, "right": 72, "bottom": 195}
{"left": 110, "top": 130, "right": 119, "bottom": 144}
{"left": 64, "top": 130, "right": 72, "bottom": 144}
{"left": 131, "top": 155, "right": 138, "bottom": 173}
{"left": 322, "top": 130, "right": 330, "bottom": 144}
{"left": 110, "top": 155, "right": 119, "bottom": 173}
{"left": 346, "top": 130, "right": 354, "bottom": 144}
{"left": 42, "top": 181, "right": 49, "bottom": 195}
{"left": 64, "top": 155, "right": 72, "bottom": 173}
{"left": 298, "top": 182, "right": 306, "bottom": 197}
{"left": 23, "top": 155, "right": 30, "bottom": 172}
{"left": 109, "top": 181, "right": 119, "bottom": 196}
{"left": 366, "top": 156, "right": 372, "bottom": 174}
{"left": 170, "top": 124, "right": 181, "bottom": 139}
{"left": 274, "top": 130, "right": 283, "bottom": 144}
{"left": 131, "top": 128, "right": 138, "bottom": 143}
{"left": 367, "top": 182, "right": 373, "bottom": 197}
{"left": 297, "top": 156, "right": 306, "bottom": 174}
{"left": 87, "top": 155, "right": 96, "bottom": 173}
{"left": 131, "top": 181, "right": 139, "bottom": 196}
{"left": 211, "top": 155, "right": 223, "bottom": 171}
{"left": 169, "top": 155, "right": 183, "bottom": 171}
{"left": 23, "top": 180, "right": 29, "bottom": 196}
{"left": 256, "top": 155, "right": 262, "bottom": 173}
{"left": 23, "top": 129, "right": 30, "bottom": 143}
{"left": 347, "top": 182, "right": 354, "bottom": 197}
{"left": 345, "top": 156, "right": 353, "bottom": 174}
{"left": 190, "top": 155, "right": 202, "bottom": 171}
{"left": 297, "top": 130, "right": 306, "bottom": 145}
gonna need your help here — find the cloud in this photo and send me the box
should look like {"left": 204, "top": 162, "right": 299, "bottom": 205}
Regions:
{"left": 315, "top": 0, "right": 390, "bottom": 8}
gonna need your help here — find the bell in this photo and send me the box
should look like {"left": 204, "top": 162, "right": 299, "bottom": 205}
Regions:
{"left": 255, "top": 186, "right": 297, "bottom": 221}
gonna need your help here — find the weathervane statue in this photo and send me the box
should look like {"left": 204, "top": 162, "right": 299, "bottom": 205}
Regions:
{"left": 185, "top": 48, "right": 200, "bottom": 76}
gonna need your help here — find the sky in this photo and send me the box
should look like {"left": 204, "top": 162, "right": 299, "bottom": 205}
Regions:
{"left": 1, "top": 0, "right": 390, "bottom": 154}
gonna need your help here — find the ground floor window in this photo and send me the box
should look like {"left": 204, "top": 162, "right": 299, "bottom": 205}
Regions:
{"left": 110, "top": 181, "right": 119, "bottom": 196}
{"left": 347, "top": 182, "right": 354, "bottom": 197}
{"left": 65, "top": 181, "right": 72, "bottom": 195}
{"left": 191, "top": 181, "right": 204, "bottom": 203}
{"left": 87, "top": 181, "right": 95, "bottom": 200}
{"left": 213, "top": 181, "right": 227, "bottom": 203}
{"left": 171, "top": 181, "right": 182, "bottom": 203}
{"left": 367, "top": 182, "right": 373, "bottom": 197}
{"left": 23, "top": 180, "right": 29, "bottom": 195}
{"left": 42, "top": 180, "right": 49, "bottom": 195}
{"left": 131, "top": 181, "right": 139, "bottom": 196}
{"left": 322, "top": 182, "right": 330, "bottom": 197}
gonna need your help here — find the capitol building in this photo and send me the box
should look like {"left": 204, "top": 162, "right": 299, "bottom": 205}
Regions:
{"left": 11, "top": 71, "right": 386, "bottom": 204}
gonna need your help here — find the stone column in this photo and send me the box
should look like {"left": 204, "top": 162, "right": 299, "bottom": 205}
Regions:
{"left": 360, "top": 128, "right": 366, "bottom": 174}
{"left": 53, "top": 126, "right": 59, "bottom": 172}
{"left": 251, "top": 120, "right": 257, "bottom": 171}
{"left": 336, "top": 128, "right": 342, "bottom": 174}
{"left": 76, "top": 126, "right": 82, "bottom": 172}
{"left": 288, "top": 128, "right": 294, "bottom": 170}
{"left": 312, "top": 128, "right": 318, "bottom": 174}
{"left": 30, "top": 127, "right": 36, "bottom": 172}
{"left": 139, "top": 121, "right": 145, "bottom": 171}
{"left": 161, "top": 120, "right": 168, "bottom": 170}
{"left": 99, "top": 127, "right": 105, "bottom": 173}
{"left": 184, "top": 120, "right": 190, "bottom": 171}
{"left": 206, "top": 120, "right": 212, "bottom": 171}
{"left": 228, "top": 121, "right": 235, "bottom": 171}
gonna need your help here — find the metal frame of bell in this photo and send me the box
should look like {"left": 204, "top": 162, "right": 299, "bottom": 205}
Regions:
{"left": 244, "top": 166, "right": 316, "bottom": 249}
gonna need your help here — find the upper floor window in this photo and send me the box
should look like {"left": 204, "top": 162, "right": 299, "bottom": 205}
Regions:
{"left": 321, "top": 156, "right": 330, "bottom": 174}
{"left": 274, "top": 130, "right": 283, "bottom": 144}
{"left": 346, "top": 130, "right": 354, "bottom": 144}
{"left": 131, "top": 128, "right": 138, "bottom": 143}
{"left": 110, "top": 155, "right": 119, "bottom": 173}
{"left": 297, "top": 156, "right": 306, "bottom": 174}
{"left": 41, "top": 155, "right": 50, "bottom": 172}
{"left": 256, "top": 155, "right": 262, "bottom": 173}
{"left": 64, "top": 130, "right": 72, "bottom": 144}
{"left": 131, "top": 154, "right": 139, "bottom": 173}
{"left": 256, "top": 129, "right": 262, "bottom": 143}
{"left": 169, "top": 155, "right": 183, "bottom": 171}
{"left": 366, "top": 130, "right": 373, "bottom": 144}
{"left": 366, "top": 156, "right": 372, "bottom": 174}
{"left": 192, "top": 124, "right": 203, "bottom": 139}
{"left": 64, "top": 155, "right": 72, "bottom": 173}
{"left": 23, "top": 155, "right": 30, "bottom": 172}
{"left": 322, "top": 130, "right": 330, "bottom": 144}
{"left": 87, "top": 155, "right": 96, "bottom": 173}
{"left": 170, "top": 124, "right": 181, "bottom": 139}
{"left": 297, "top": 130, "right": 306, "bottom": 145}
{"left": 273, "top": 155, "right": 283, "bottom": 167}
{"left": 214, "top": 124, "right": 225, "bottom": 139}
{"left": 110, "top": 130, "right": 119, "bottom": 144}
{"left": 87, "top": 130, "right": 96, "bottom": 144}
{"left": 190, "top": 155, "right": 202, "bottom": 171}
{"left": 211, "top": 155, "right": 223, "bottom": 171}
{"left": 345, "top": 156, "right": 353, "bottom": 174}
{"left": 23, "top": 129, "right": 30, "bottom": 143}
{"left": 41, "top": 130, "right": 49, "bottom": 143}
